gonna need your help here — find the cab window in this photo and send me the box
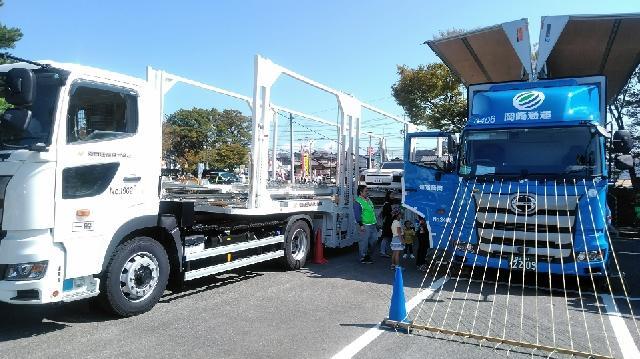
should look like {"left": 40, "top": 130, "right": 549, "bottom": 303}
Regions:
{"left": 409, "top": 135, "right": 455, "bottom": 172}
{"left": 67, "top": 82, "right": 138, "bottom": 143}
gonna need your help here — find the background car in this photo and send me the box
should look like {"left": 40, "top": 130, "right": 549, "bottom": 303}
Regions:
{"left": 205, "top": 171, "right": 240, "bottom": 184}
{"left": 359, "top": 161, "right": 404, "bottom": 192}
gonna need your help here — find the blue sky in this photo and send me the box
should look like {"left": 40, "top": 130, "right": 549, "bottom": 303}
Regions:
{"left": 3, "top": 0, "right": 639, "bottom": 157}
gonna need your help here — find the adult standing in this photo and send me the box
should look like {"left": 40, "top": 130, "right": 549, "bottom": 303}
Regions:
{"left": 379, "top": 192, "right": 393, "bottom": 258}
{"left": 354, "top": 185, "right": 377, "bottom": 263}
{"left": 415, "top": 216, "right": 430, "bottom": 271}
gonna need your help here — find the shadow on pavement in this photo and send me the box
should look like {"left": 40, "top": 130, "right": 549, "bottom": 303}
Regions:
{"left": 160, "top": 270, "right": 263, "bottom": 304}
{"left": 0, "top": 266, "right": 270, "bottom": 341}
{"left": 0, "top": 300, "right": 112, "bottom": 342}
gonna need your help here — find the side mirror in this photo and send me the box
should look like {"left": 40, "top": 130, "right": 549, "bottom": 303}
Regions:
{"left": 5, "top": 68, "right": 36, "bottom": 106}
{"left": 435, "top": 156, "right": 454, "bottom": 173}
{"left": 447, "top": 134, "right": 458, "bottom": 154}
{"left": 615, "top": 154, "right": 635, "bottom": 171}
{"left": 612, "top": 130, "right": 633, "bottom": 154}
{"left": 1, "top": 108, "right": 32, "bottom": 131}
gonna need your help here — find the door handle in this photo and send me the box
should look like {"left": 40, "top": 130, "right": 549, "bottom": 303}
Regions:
{"left": 123, "top": 176, "right": 141, "bottom": 183}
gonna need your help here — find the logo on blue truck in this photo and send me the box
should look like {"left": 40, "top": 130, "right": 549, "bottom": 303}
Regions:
{"left": 510, "top": 194, "right": 537, "bottom": 214}
{"left": 512, "top": 91, "right": 545, "bottom": 110}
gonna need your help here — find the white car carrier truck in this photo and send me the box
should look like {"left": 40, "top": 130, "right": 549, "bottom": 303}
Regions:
{"left": 0, "top": 54, "right": 405, "bottom": 316}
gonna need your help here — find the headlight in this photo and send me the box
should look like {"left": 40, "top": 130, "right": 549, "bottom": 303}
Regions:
{"left": 455, "top": 242, "right": 476, "bottom": 253}
{"left": 5, "top": 261, "right": 48, "bottom": 281}
{"left": 575, "top": 251, "right": 604, "bottom": 262}
{"left": 588, "top": 250, "right": 604, "bottom": 261}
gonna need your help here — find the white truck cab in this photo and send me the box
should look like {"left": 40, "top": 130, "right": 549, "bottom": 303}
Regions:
{"left": 0, "top": 60, "right": 161, "bottom": 308}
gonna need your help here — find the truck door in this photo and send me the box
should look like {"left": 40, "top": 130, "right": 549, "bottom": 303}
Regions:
{"left": 403, "top": 132, "right": 459, "bottom": 249}
{"left": 54, "top": 79, "right": 160, "bottom": 279}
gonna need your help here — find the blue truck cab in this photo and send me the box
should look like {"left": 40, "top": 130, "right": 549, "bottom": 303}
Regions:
{"left": 403, "top": 14, "right": 640, "bottom": 277}
{"left": 404, "top": 77, "right": 613, "bottom": 276}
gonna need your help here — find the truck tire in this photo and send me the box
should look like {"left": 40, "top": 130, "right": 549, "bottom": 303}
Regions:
{"left": 283, "top": 220, "right": 310, "bottom": 270}
{"left": 99, "top": 237, "right": 169, "bottom": 317}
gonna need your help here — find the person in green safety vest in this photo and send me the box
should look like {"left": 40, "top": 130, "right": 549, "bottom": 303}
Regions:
{"left": 354, "top": 185, "right": 377, "bottom": 263}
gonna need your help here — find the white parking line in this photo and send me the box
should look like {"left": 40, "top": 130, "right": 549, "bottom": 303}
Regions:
{"left": 617, "top": 252, "right": 640, "bottom": 255}
{"left": 331, "top": 276, "right": 449, "bottom": 359}
{"left": 601, "top": 294, "right": 640, "bottom": 359}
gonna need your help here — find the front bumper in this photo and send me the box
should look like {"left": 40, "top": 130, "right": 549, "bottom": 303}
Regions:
{"left": 454, "top": 250, "right": 608, "bottom": 277}
{"left": 0, "top": 230, "right": 65, "bottom": 304}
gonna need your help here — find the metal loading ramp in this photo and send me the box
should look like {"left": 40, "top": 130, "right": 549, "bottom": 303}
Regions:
{"left": 387, "top": 179, "right": 640, "bottom": 358}
{"left": 537, "top": 14, "right": 640, "bottom": 104}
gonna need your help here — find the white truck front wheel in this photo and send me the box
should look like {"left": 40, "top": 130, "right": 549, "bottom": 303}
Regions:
{"left": 120, "top": 252, "right": 160, "bottom": 302}
{"left": 100, "top": 237, "right": 169, "bottom": 317}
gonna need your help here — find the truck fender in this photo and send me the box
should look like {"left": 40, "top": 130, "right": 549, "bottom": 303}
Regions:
{"left": 100, "top": 215, "right": 183, "bottom": 275}
{"left": 284, "top": 214, "right": 314, "bottom": 238}
{"left": 157, "top": 214, "right": 184, "bottom": 272}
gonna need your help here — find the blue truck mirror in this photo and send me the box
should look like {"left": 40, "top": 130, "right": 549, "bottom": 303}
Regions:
{"left": 612, "top": 130, "right": 633, "bottom": 154}
{"left": 447, "top": 135, "right": 458, "bottom": 154}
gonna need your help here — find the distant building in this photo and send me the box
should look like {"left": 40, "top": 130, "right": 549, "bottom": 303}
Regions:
{"left": 275, "top": 150, "right": 369, "bottom": 180}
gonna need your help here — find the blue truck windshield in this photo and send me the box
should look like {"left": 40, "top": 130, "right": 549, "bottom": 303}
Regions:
{"left": 459, "top": 127, "right": 602, "bottom": 178}
{"left": 0, "top": 71, "right": 62, "bottom": 149}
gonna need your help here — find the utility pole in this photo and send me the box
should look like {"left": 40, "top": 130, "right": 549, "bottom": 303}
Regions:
{"left": 289, "top": 113, "right": 294, "bottom": 184}
{"left": 271, "top": 111, "right": 278, "bottom": 181}
{"left": 308, "top": 138, "right": 313, "bottom": 179}
{"left": 368, "top": 135, "right": 372, "bottom": 169}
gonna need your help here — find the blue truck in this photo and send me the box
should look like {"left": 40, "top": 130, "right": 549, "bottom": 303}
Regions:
{"left": 403, "top": 15, "right": 639, "bottom": 277}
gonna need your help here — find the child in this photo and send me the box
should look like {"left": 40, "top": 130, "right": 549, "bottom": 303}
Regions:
{"left": 402, "top": 220, "right": 415, "bottom": 259}
{"left": 389, "top": 207, "right": 404, "bottom": 269}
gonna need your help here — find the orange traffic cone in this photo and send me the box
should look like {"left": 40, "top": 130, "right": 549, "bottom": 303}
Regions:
{"left": 312, "top": 228, "right": 328, "bottom": 264}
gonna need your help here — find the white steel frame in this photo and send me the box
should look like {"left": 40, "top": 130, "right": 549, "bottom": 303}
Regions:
{"left": 148, "top": 55, "right": 406, "bottom": 247}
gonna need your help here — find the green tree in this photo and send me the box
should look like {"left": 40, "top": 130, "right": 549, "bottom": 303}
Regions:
{"left": 163, "top": 107, "right": 250, "bottom": 171}
{"left": 201, "top": 143, "right": 249, "bottom": 171}
{"left": 608, "top": 65, "right": 640, "bottom": 190}
{"left": 0, "top": 1, "right": 22, "bottom": 61}
{"left": 608, "top": 66, "right": 640, "bottom": 132}
{"left": 0, "top": 0, "right": 24, "bottom": 112}
{"left": 391, "top": 63, "right": 467, "bottom": 132}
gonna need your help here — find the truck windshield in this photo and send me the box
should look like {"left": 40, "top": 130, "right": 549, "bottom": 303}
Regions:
{"left": 0, "top": 70, "right": 62, "bottom": 149}
{"left": 459, "top": 127, "right": 602, "bottom": 179}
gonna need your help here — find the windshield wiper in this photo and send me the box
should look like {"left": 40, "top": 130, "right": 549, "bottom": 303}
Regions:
{"left": 0, "top": 142, "right": 29, "bottom": 150}
{"left": 563, "top": 166, "right": 594, "bottom": 174}
{"left": 0, "top": 136, "right": 48, "bottom": 151}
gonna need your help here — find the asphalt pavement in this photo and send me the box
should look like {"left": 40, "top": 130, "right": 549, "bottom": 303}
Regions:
{"left": 1, "top": 236, "right": 639, "bottom": 359}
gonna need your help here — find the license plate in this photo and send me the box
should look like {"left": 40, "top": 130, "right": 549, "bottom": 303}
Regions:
{"left": 510, "top": 256, "right": 537, "bottom": 271}
{"left": 373, "top": 178, "right": 386, "bottom": 183}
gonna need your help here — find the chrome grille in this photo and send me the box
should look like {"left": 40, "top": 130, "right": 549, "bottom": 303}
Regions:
{"left": 474, "top": 192, "right": 579, "bottom": 259}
